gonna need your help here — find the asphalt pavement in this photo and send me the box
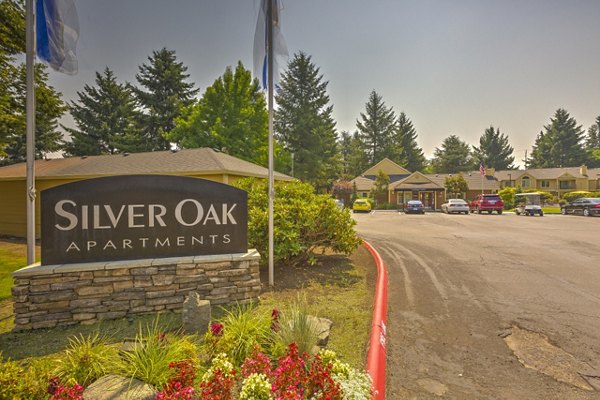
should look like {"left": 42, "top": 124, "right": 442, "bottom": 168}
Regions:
{"left": 353, "top": 211, "right": 600, "bottom": 399}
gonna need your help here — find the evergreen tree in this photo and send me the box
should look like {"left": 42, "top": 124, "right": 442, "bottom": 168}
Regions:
{"left": 63, "top": 68, "right": 143, "bottom": 156}
{"left": 169, "top": 62, "right": 270, "bottom": 166}
{"left": 431, "top": 135, "right": 472, "bottom": 173}
{"left": 471, "top": 126, "right": 515, "bottom": 170}
{"left": 275, "top": 52, "right": 340, "bottom": 190}
{"left": 529, "top": 108, "right": 586, "bottom": 168}
{"left": 339, "top": 130, "right": 369, "bottom": 178}
{"left": 135, "top": 48, "right": 198, "bottom": 151}
{"left": 393, "top": 112, "right": 426, "bottom": 171}
{"left": 585, "top": 116, "right": 600, "bottom": 168}
{"left": 2, "top": 64, "right": 65, "bottom": 164}
{"left": 0, "top": 1, "right": 65, "bottom": 163}
{"left": 356, "top": 90, "right": 396, "bottom": 165}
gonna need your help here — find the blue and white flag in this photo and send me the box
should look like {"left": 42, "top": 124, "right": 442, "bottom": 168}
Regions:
{"left": 253, "top": 0, "right": 288, "bottom": 89}
{"left": 36, "top": 0, "right": 79, "bottom": 75}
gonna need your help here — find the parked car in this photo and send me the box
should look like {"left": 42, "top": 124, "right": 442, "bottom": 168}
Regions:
{"left": 352, "top": 198, "right": 372, "bottom": 213}
{"left": 469, "top": 194, "right": 504, "bottom": 214}
{"left": 560, "top": 197, "right": 600, "bottom": 217}
{"left": 441, "top": 199, "right": 469, "bottom": 214}
{"left": 405, "top": 200, "right": 425, "bottom": 214}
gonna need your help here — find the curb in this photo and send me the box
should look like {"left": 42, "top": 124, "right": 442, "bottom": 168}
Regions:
{"left": 363, "top": 240, "right": 388, "bottom": 399}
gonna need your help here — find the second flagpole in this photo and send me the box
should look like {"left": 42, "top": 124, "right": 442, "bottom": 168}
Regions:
{"left": 267, "top": 0, "right": 275, "bottom": 287}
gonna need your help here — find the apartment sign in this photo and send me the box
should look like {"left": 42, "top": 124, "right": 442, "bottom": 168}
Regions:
{"left": 41, "top": 175, "right": 248, "bottom": 265}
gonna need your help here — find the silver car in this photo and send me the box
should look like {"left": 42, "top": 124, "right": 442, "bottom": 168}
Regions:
{"left": 441, "top": 199, "right": 469, "bottom": 214}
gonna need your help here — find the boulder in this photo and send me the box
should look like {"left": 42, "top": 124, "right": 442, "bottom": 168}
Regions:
{"left": 308, "top": 315, "right": 333, "bottom": 347}
{"left": 83, "top": 374, "right": 156, "bottom": 400}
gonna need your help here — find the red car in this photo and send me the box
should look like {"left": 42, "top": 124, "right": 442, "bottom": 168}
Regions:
{"left": 469, "top": 194, "right": 504, "bottom": 214}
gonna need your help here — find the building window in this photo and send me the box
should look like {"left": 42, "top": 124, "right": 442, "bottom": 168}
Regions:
{"left": 559, "top": 180, "right": 575, "bottom": 190}
{"left": 521, "top": 176, "right": 530, "bottom": 188}
{"left": 361, "top": 192, "right": 368, "bottom": 198}
{"left": 541, "top": 180, "right": 550, "bottom": 188}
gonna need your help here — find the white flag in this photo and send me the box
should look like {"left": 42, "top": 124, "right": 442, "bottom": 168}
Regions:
{"left": 253, "top": 0, "right": 288, "bottom": 89}
{"left": 36, "top": 0, "right": 79, "bottom": 75}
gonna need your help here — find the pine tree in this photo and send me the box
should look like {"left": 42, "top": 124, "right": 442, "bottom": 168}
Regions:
{"left": 275, "top": 52, "right": 340, "bottom": 190}
{"left": 356, "top": 90, "right": 396, "bottom": 165}
{"left": 339, "top": 130, "right": 370, "bottom": 178}
{"left": 586, "top": 116, "right": 600, "bottom": 168}
{"left": 1, "top": 0, "right": 65, "bottom": 163}
{"left": 2, "top": 64, "right": 66, "bottom": 164}
{"left": 529, "top": 109, "right": 586, "bottom": 168}
{"left": 393, "top": 112, "right": 426, "bottom": 171}
{"left": 471, "top": 126, "right": 515, "bottom": 170}
{"left": 63, "top": 68, "right": 143, "bottom": 156}
{"left": 169, "top": 62, "right": 270, "bottom": 165}
{"left": 0, "top": 1, "right": 65, "bottom": 164}
{"left": 135, "top": 48, "right": 198, "bottom": 151}
{"left": 431, "top": 135, "right": 472, "bottom": 173}
{"left": 586, "top": 116, "right": 600, "bottom": 150}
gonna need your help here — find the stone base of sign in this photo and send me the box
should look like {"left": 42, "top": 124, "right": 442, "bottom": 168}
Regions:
{"left": 11, "top": 250, "right": 261, "bottom": 331}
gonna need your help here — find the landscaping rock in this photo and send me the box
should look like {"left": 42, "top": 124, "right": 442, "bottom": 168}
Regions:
{"left": 83, "top": 374, "right": 156, "bottom": 400}
{"left": 309, "top": 316, "right": 333, "bottom": 347}
{"left": 182, "top": 291, "right": 211, "bottom": 335}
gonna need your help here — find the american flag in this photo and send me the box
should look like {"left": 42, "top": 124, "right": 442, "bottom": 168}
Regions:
{"left": 479, "top": 161, "right": 486, "bottom": 176}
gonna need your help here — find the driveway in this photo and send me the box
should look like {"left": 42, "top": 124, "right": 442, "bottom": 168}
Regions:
{"left": 354, "top": 211, "right": 600, "bottom": 399}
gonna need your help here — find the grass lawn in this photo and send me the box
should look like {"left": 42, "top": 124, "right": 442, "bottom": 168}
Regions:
{"left": 0, "top": 239, "right": 374, "bottom": 370}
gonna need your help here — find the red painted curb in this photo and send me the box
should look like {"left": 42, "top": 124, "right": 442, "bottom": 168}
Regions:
{"left": 363, "top": 240, "right": 388, "bottom": 400}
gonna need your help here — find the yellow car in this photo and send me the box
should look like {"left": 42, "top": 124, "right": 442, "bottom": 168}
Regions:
{"left": 352, "top": 198, "right": 372, "bottom": 213}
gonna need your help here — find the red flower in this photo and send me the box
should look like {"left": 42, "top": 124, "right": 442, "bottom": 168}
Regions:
{"left": 210, "top": 323, "right": 224, "bottom": 337}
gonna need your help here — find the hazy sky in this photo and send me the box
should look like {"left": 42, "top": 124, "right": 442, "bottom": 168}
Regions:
{"left": 47, "top": 0, "right": 600, "bottom": 165}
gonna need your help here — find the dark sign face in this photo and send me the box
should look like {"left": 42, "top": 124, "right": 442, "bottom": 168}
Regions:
{"left": 41, "top": 175, "right": 248, "bottom": 265}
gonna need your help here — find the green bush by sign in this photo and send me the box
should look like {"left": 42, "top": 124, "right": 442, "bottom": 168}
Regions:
{"left": 235, "top": 179, "right": 361, "bottom": 266}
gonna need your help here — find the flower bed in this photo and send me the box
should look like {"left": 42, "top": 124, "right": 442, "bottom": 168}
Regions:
{"left": 0, "top": 305, "right": 374, "bottom": 399}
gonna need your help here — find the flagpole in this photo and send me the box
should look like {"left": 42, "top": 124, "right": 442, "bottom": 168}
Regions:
{"left": 267, "top": 0, "right": 275, "bottom": 287}
{"left": 26, "top": 0, "right": 36, "bottom": 265}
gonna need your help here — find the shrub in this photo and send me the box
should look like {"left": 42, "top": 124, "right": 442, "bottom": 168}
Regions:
{"left": 374, "top": 202, "right": 397, "bottom": 210}
{"left": 498, "top": 187, "right": 517, "bottom": 210}
{"left": 204, "top": 304, "right": 273, "bottom": 367}
{"left": 234, "top": 179, "right": 361, "bottom": 266}
{"left": 0, "top": 354, "right": 24, "bottom": 399}
{"left": 563, "top": 191, "right": 592, "bottom": 203}
{"left": 116, "top": 319, "right": 199, "bottom": 387}
{"left": 55, "top": 333, "right": 120, "bottom": 387}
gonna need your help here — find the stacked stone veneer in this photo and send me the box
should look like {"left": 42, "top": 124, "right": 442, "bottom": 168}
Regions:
{"left": 11, "top": 250, "right": 261, "bottom": 331}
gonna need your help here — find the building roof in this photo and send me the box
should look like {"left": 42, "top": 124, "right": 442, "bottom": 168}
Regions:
{"left": 351, "top": 176, "right": 376, "bottom": 191}
{"left": 0, "top": 148, "right": 293, "bottom": 181}
{"left": 494, "top": 167, "right": 600, "bottom": 181}
{"left": 426, "top": 172, "right": 500, "bottom": 191}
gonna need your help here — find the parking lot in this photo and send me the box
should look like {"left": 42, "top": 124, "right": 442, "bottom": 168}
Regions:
{"left": 354, "top": 211, "right": 600, "bottom": 399}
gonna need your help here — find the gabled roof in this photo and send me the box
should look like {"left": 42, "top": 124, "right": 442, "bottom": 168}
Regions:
{"left": 390, "top": 171, "right": 444, "bottom": 190}
{"left": 361, "top": 158, "right": 411, "bottom": 176}
{"left": 0, "top": 148, "right": 293, "bottom": 181}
